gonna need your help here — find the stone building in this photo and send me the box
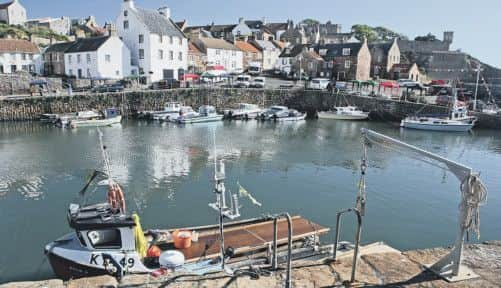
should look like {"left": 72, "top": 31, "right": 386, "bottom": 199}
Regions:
{"left": 0, "top": 39, "right": 40, "bottom": 74}
{"left": 191, "top": 37, "right": 243, "bottom": 73}
{"left": 42, "top": 41, "right": 74, "bottom": 76}
{"left": 187, "top": 42, "right": 206, "bottom": 74}
{"left": 26, "top": 17, "right": 71, "bottom": 35}
{"left": 0, "top": 0, "right": 26, "bottom": 25}
{"left": 234, "top": 40, "right": 262, "bottom": 70}
{"left": 249, "top": 39, "right": 282, "bottom": 71}
{"left": 277, "top": 44, "right": 325, "bottom": 78}
{"left": 390, "top": 63, "right": 424, "bottom": 82}
{"left": 369, "top": 38, "right": 400, "bottom": 79}
{"left": 398, "top": 31, "right": 453, "bottom": 54}
{"left": 280, "top": 20, "right": 308, "bottom": 45}
{"left": 315, "top": 39, "right": 371, "bottom": 81}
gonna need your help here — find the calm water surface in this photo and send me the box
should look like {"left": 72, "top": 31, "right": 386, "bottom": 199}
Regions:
{"left": 0, "top": 120, "right": 500, "bottom": 282}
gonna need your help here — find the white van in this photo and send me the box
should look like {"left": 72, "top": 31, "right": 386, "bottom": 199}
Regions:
{"left": 235, "top": 75, "right": 252, "bottom": 88}
{"left": 308, "top": 78, "right": 331, "bottom": 90}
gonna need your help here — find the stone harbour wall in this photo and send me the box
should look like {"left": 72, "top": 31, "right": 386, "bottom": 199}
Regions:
{"left": 0, "top": 74, "right": 63, "bottom": 96}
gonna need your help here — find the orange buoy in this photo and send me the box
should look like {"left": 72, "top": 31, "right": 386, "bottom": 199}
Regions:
{"left": 173, "top": 231, "right": 192, "bottom": 249}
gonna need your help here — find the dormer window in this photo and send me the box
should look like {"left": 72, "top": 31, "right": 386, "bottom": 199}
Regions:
{"left": 342, "top": 48, "right": 351, "bottom": 56}
{"left": 123, "top": 20, "right": 129, "bottom": 30}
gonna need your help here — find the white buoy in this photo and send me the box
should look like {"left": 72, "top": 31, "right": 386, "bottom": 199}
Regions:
{"left": 159, "top": 250, "right": 185, "bottom": 268}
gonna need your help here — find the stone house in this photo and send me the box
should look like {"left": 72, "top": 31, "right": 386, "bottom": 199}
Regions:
{"left": 116, "top": 0, "right": 188, "bottom": 82}
{"left": 369, "top": 38, "right": 400, "bottom": 79}
{"left": 192, "top": 37, "right": 243, "bottom": 73}
{"left": 0, "top": 39, "right": 40, "bottom": 74}
{"left": 187, "top": 42, "right": 206, "bottom": 74}
{"left": 42, "top": 41, "right": 74, "bottom": 76}
{"left": 234, "top": 40, "right": 262, "bottom": 70}
{"left": 64, "top": 32, "right": 134, "bottom": 80}
{"left": 280, "top": 20, "right": 308, "bottom": 45}
{"left": 0, "top": 0, "right": 26, "bottom": 25}
{"left": 249, "top": 39, "right": 281, "bottom": 71}
{"left": 291, "top": 49, "right": 325, "bottom": 79}
{"left": 276, "top": 44, "right": 305, "bottom": 75}
{"left": 390, "top": 63, "right": 424, "bottom": 82}
{"left": 315, "top": 39, "right": 371, "bottom": 81}
{"left": 26, "top": 17, "right": 71, "bottom": 35}
{"left": 263, "top": 22, "right": 288, "bottom": 41}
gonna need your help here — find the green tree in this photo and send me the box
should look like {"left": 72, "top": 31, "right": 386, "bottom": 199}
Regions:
{"left": 301, "top": 18, "right": 320, "bottom": 25}
{"left": 414, "top": 33, "right": 437, "bottom": 41}
{"left": 351, "top": 24, "right": 377, "bottom": 42}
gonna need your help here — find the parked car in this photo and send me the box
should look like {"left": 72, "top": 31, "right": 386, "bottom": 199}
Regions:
{"left": 235, "top": 75, "right": 252, "bottom": 88}
{"left": 397, "top": 79, "right": 421, "bottom": 88}
{"left": 250, "top": 77, "right": 266, "bottom": 88}
{"left": 308, "top": 78, "right": 331, "bottom": 90}
{"left": 151, "top": 79, "right": 181, "bottom": 90}
{"left": 91, "top": 83, "right": 125, "bottom": 93}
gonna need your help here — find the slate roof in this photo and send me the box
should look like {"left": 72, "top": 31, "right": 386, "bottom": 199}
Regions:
{"left": 65, "top": 36, "right": 110, "bottom": 53}
{"left": 279, "top": 44, "right": 306, "bottom": 58}
{"left": 253, "top": 40, "right": 278, "bottom": 51}
{"left": 245, "top": 20, "right": 264, "bottom": 30}
{"left": 0, "top": 1, "right": 14, "bottom": 10}
{"left": 314, "top": 43, "right": 363, "bottom": 59}
{"left": 134, "top": 8, "right": 185, "bottom": 38}
{"left": 0, "top": 39, "right": 39, "bottom": 54}
{"left": 194, "top": 38, "right": 239, "bottom": 51}
{"left": 265, "top": 23, "right": 288, "bottom": 33}
{"left": 369, "top": 42, "right": 392, "bottom": 54}
{"left": 210, "top": 24, "right": 236, "bottom": 33}
{"left": 44, "top": 42, "right": 74, "bottom": 53}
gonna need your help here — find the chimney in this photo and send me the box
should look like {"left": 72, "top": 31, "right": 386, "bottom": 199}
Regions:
{"left": 105, "top": 23, "right": 117, "bottom": 37}
{"left": 124, "top": 0, "right": 135, "bottom": 9}
{"left": 261, "top": 17, "right": 267, "bottom": 25}
{"left": 158, "top": 7, "right": 171, "bottom": 19}
{"left": 238, "top": 17, "right": 244, "bottom": 24}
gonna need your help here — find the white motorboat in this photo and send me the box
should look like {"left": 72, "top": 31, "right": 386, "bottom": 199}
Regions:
{"left": 401, "top": 106, "right": 476, "bottom": 132}
{"left": 258, "top": 106, "right": 306, "bottom": 122}
{"left": 55, "top": 110, "right": 102, "bottom": 127}
{"left": 224, "top": 103, "right": 262, "bottom": 120}
{"left": 169, "top": 106, "right": 199, "bottom": 123}
{"left": 177, "top": 105, "right": 223, "bottom": 124}
{"left": 150, "top": 103, "right": 183, "bottom": 121}
{"left": 69, "top": 108, "right": 122, "bottom": 128}
{"left": 318, "top": 106, "right": 369, "bottom": 120}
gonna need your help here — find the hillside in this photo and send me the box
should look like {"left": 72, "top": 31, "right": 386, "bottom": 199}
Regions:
{"left": 0, "top": 23, "right": 69, "bottom": 45}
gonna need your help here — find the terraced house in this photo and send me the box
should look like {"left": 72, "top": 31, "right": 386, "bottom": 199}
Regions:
{"left": 117, "top": 0, "right": 188, "bottom": 83}
{"left": 0, "top": 39, "right": 40, "bottom": 74}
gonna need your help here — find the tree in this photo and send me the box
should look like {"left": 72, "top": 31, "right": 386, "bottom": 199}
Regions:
{"left": 414, "top": 33, "right": 437, "bottom": 42}
{"left": 301, "top": 18, "right": 320, "bottom": 25}
{"left": 351, "top": 24, "right": 378, "bottom": 42}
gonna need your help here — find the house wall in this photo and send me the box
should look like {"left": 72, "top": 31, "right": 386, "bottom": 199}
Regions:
{"left": 6, "top": 1, "right": 27, "bottom": 25}
{"left": 276, "top": 57, "right": 292, "bottom": 74}
{"left": 188, "top": 51, "right": 206, "bottom": 73}
{"left": 43, "top": 51, "right": 66, "bottom": 75}
{"left": 261, "top": 46, "right": 280, "bottom": 71}
{"left": 0, "top": 52, "right": 39, "bottom": 74}
{"left": 206, "top": 48, "right": 243, "bottom": 73}
{"left": 356, "top": 42, "right": 371, "bottom": 81}
{"left": 242, "top": 51, "right": 261, "bottom": 70}
{"left": 386, "top": 42, "right": 400, "bottom": 72}
{"left": 65, "top": 51, "right": 99, "bottom": 78}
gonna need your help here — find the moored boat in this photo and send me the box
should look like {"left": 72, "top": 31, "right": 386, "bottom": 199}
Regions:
{"left": 224, "top": 103, "right": 262, "bottom": 120}
{"left": 258, "top": 106, "right": 306, "bottom": 122}
{"left": 177, "top": 105, "right": 223, "bottom": 124}
{"left": 68, "top": 108, "right": 122, "bottom": 128}
{"left": 54, "top": 110, "right": 102, "bottom": 128}
{"left": 401, "top": 105, "right": 476, "bottom": 132}
{"left": 149, "top": 103, "right": 183, "bottom": 121}
{"left": 318, "top": 106, "right": 369, "bottom": 120}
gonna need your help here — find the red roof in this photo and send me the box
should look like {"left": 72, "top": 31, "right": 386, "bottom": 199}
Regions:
{"left": 234, "top": 41, "right": 260, "bottom": 53}
{"left": 0, "top": 39, "right": 39, "bottom": 54}
{"left": 189, "top": 42, "right": 202, "bottom": 54}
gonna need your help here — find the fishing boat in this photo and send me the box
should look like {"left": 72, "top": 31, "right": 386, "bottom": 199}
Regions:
{"left": 177, "top": 105, "right": 223, "bottom": 124}
{"left": 141, "top": 103, "right": 183, "bottom": 121}
{"left": 258, "top": 106, "right": 306, "bottom": 122}
{"left": 54, "top": 111, "right": 102, "bottom": 128}
{"left": 40, "top": 113, "right": 60, "bottom": 123}
{"left": 318, "top": 106, "right": 369, "bottom": 120}
{"left": 45, "top": 132, "right": 330, "bottom": 280}
{"left": 400, "top": 105, "right": 476, "bottom": 132}
{"left": 224, "top": 103, "right": 262, "bottom": 120}
{"left": 68, "top": 108, "right": 122, "bottom": 128}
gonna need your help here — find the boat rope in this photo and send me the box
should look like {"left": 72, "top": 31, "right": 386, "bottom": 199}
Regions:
{"left": 460, "top": 174, "right": 488, "bottom": 240}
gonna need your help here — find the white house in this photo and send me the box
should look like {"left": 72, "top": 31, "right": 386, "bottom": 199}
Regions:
{"left": 192, "top": 38, "right": 243, "bottom": 73}
{"left": 116, "top": 0, "right": 188, "bottom": 82}
{"left": 0, "top": 0, "right": 26, "bottom": 25}
{"left": 64, "top": 34, "right": 134, "bottom": 80}
{"left": 0, "top": 39, "right": 40, "bottom": 74}
{"left": 250, "top": 39, "right": 282, "bottom": 71}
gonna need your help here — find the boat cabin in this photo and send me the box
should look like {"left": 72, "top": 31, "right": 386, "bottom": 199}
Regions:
{"left": 198, "top": 105, "right": 217, "bottom": 116}
{"left": 105, "top": 108, "right": 120, "bottom": 119}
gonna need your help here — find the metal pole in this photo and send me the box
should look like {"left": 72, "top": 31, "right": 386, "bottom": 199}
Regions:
{"left": 473, "top": 65, "right": 481, "bottom": 111}
{"left": 271, "top": 213, "right": 293, "bottom": 288}
{"left": 218, "top": 192, "right": 225, "bottom": 270}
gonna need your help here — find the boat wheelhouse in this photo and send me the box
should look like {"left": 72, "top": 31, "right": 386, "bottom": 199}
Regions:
{"left": 224, "top": 103, "right": 262, "bottom": 120}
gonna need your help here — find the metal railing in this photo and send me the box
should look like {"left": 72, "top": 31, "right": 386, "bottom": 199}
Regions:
{"left": 271, "top": 213, "right": 293, "bottom": 288}
{"left": 333, "top": 208, "right": 362, "bottom": 284}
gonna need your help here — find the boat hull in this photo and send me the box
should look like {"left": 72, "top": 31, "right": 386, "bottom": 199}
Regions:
{"left": 178, "top": 115, "right": 224, "bottom": 124}
{"left": 318, "top": 112, "right": 369, "bottom": 120}
{"left": 47, "top": 251, "right": 109, "bottom": 280}
{"left": 401, "top": 120, "right": 474, "bottom": 132}
{"left": 71, "top": 116, "right": 122, "bottom": 128}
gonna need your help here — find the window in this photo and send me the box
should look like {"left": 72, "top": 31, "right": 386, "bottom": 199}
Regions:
{"left": 68, "top": 55, "right": 72, "bottom": 64}
{"left": 345, "top": 60, "right": 351, "bottom": 69}
{"left": 231, "top": 61, "right": 236, "bottom": 68}
{"left": 342, "top": 48, "right": 351, "bottom": 56}
{"left": 139, "top": 34, "right": 144, "bottom": 44}
{"left": 178, "top": 37, "right": 182, "bottom": 45}
{"left": 116, "top": 70, "right": 119, "bottom": 76}
{"left": 10, "top": 53, "right": 15, "bottom": 60}
{"left": 11, "top": 65, "right": 16, "bottom": 72}
{"left": 77, "top": 54, "right": 81, "bottom": 63}
{"left": 87, "top": 68, "right": 91, "bottom": 78}
{"left": 178, "top": 52, "right": 182, "bottom": 61}
{"left": 124, "top": 10, "right": 128, "bottom": 17}
{"left": 159, "top": 35, "right": 163, "bottom": 43}
{"left": 21, "top": 65, "right": 28, "bottom": 71}
{"left": 87, "top": 229, "right": 122, "bottom": 249}
{"left": 21, "top": 53, "right": 27, "bottom": 60}
{"left": 69, "top": 69, "right": 73, "bottom": 76}
{"left": 216, "top": 49, "right": 220, "bottom": 55}
{"left": 159, "top": 50, "right": 164, "bottom": 60}
{"left": 169, "top": 36, "right": 173, "bottom": 44}
{"left": 139, "top": 67, "right": 144, "bottom": 75}
{"left": 232, "top": 50, "right": 236, "bottom": 56}
{"left": 123, "top": 20, "right": 129, "bottom": 29}
{"left": 139, "top": 49, "right": 144, "bottom": 59}
{"left": 105, "top": 54, "right": 111, "bottom": 62}
{"left": 319, "top": 49, "right": 327, "bottom": 56}
{"left": 86, "top": 53, "right": 91, "bottom": 63}
{"left": 169, "top": 51, "right": 173, "bottom": 60}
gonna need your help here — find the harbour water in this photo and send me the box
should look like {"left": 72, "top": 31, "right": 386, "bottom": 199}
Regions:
{"left": 0, "top": 119, "right": 500, "bottom": 283}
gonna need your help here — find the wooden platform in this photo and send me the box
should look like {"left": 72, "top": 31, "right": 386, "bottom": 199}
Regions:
{"left": 159, "top": 216, "right": 329, "bottom": 262}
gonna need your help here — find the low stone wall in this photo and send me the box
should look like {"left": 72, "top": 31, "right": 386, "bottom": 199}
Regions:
{"left": 0, "top": 74, "right": 63, "bottom": 96}
{"left": 0, "top": 88, "right": 500, "bottom": 128}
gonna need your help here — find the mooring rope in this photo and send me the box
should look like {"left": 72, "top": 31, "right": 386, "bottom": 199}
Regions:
{"left": 460, "top": 175, "right": 488, "bottom": 239}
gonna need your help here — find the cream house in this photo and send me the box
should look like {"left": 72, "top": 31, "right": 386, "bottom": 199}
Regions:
{"left": 0, "top": 0, "right": 26, "bottom": 25}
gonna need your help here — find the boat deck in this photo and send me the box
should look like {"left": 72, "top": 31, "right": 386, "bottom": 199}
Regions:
{"left": 158, "top": 216, "right": 329, "bottom": 262}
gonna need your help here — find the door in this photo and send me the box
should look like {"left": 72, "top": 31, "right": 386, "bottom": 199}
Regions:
{"left": 163, "top": 69, "right": 174, "bottom": 79}
{"left": 78, "top": 69, "right": 83, "bottom": 79}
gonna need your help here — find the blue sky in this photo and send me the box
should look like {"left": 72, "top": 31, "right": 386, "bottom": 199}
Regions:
{"left": 22, "top": 0, "right": 501, "bottom": 67}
